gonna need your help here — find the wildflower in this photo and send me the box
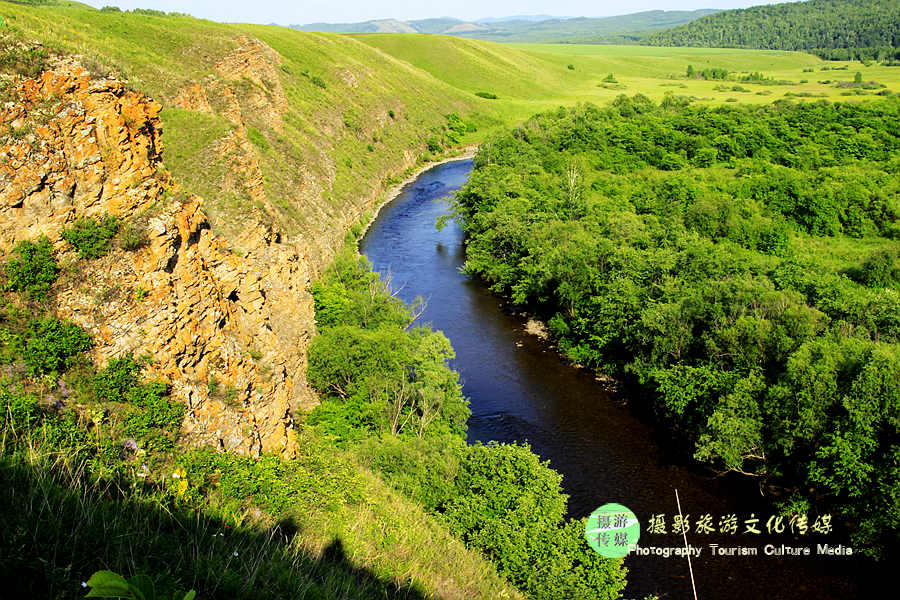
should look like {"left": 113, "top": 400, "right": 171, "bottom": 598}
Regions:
{"left": 122, "top": 438, "right": 139, "bottom": 452}
{"left": 233, "top": 551, "right": 239, "bottom": 557}
{"left": 137, "top": 463, "right": 149, "bottom": 478}
{"left": 172, "top": 467, "right": 186, "bottom": 479}
{"left": 81, "top": 582, "right": 87, "bottom": 588}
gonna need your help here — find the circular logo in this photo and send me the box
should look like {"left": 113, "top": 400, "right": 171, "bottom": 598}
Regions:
{"left": 585, "top": 503, "right": 640, "bottom": 558}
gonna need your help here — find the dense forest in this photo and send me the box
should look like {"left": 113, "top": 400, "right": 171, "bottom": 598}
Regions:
{"left": 645, "top": 0, "right": 900, "bottom": 61}
{"left": 452, "top": 95, "right": 900, "bottom": 558}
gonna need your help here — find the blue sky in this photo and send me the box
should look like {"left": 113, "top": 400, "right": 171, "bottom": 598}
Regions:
{"left": 82, "top": 1, "right": 793, "bottom": 26}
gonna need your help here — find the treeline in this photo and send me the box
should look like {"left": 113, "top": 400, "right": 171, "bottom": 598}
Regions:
{"left": 305, "top": 246, "right": 627, "bottom": 600}
{"left": 645, "top": 0, "right": 900, "bottom": 61}
{"left": 452, "top": 95, "right": 900, "bottom": 558}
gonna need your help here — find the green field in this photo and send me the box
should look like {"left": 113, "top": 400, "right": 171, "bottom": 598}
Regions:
{"left": 359, "top": 35, "right": 900, "bottom": 115}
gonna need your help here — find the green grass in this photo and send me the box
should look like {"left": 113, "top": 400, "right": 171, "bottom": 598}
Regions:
{"left": 0, "top": 3, "right": 477, "bottom": 241}
{"left": 360, "top": 36, "right": 900, "bottom": 111}
{"left": 0, "top": 421, "right": 523, "bottom": 600}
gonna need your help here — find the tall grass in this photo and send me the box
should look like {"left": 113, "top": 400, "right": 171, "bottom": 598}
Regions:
{"left": 0, "top": 411, "right": 520, "bottom": 600}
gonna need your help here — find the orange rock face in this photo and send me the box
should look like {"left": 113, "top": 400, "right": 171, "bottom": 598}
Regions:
{"left": 0, "top": 59, "right": 314, "bottom": 458}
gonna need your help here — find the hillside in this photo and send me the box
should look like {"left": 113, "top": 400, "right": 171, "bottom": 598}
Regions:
{"left": 295, "top": 10, "right": 720, "bottom": 44}
{"left": 645, "top": 0, "right": 900, "bottom": 61}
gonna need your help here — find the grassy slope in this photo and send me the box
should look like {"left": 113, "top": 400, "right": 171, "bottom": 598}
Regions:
{"left": 296, "top": 10, "right": 719, "bottom": 43}
{"left": 454, "top": 10, "right": 720, "bottom": 43}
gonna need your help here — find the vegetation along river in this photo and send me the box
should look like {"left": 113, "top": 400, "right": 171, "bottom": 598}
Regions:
{"left": 359, "top": 158, "right": 877, "bottom": 599}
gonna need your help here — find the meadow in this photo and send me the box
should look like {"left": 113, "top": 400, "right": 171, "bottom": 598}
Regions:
{"left": 359, "top": 35, "right": 900, "bottom": 126}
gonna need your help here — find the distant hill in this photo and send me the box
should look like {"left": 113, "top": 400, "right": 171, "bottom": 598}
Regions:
{"left": 292, "top": 10, "right": 720, "bottom": 44}
{"left": 645, "top": 0, "right": 900, "bottom": 61}
{"left": 477, "top": 15, "right": 565, "bottom": 24}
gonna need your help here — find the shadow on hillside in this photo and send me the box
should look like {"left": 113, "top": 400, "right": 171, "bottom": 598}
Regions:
{"left": 0, "top": 458, "right": 430, "bottom": 600}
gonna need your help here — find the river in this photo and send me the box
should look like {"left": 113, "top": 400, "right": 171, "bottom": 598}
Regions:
{"left": 359, "top": 158, "right": 873, "bottom": 599}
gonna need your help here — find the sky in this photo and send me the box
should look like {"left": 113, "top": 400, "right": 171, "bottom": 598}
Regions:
{"left": 81, "top": 1, "right": 794, "bottom": 26}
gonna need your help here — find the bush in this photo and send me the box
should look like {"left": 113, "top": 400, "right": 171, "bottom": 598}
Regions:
{"left": 123, "top": 380, "right": 182, "bottom": 452}
{"left": 246, "top": 127, "right": 269, "bottom": 151}
{"left": 93, "top": 354, "right": 141, "bottom": 402}
{"left": 855, "top": 247, "right": 900, "bottom": 288}
{"left": 0, "top": 384, "right": 40, "bottom": 432}
{"left": 60, "top": 215, "right": 120, "bottom": 259}
{"left": 0, "top": 30, "right": 51, "bottom": 78}
{"left": 475, "top": 91, "right": 498, "bottom": 99}
{"left": 426, "top": 136, "right": 442, "bottom": 153}
{"left": 22, "top": 317, "right": 92, "bottom": 377}
{"left": 364, "top": 438, "right": 627, "bottom": 600}
{"left": 4, "top": 236, "right": 59, "bottom": 300}
{"left": 92, "top": 353, "right": 182, "bottom": 451}
{"left": 119, "top": 223, "right": 148, "bottom": 251}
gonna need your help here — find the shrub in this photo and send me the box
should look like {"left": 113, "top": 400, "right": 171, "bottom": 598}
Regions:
{"left": 855, "top": 247, "right": 900, "bottom": 288}
{"left": 0, "top": 30, "right": 51, "bottom": 78}
{"left": 132, "top": 8, "right": 166, "bottom": 16}
{"left": 4, "top": 236, "right": 59, "bottom": 300}
{"left": 567, "top": 64, "right": 575, "bottom": 70}
{"left": 119, "top": 223, "right": 148, "bottom": 251}
{"left": 93, "top": 354, "right": 141, "bottom": 402}
{"left": 444, "top": 113, "right": 467, "bottom": 144}
{"left": 426, "top": 136, "right": 442, "bottom": 153}
{"left": 365, "top": 438, "right": 627, "bottom": 600}
{"left": 22, "top": 317, "right": 92, "bottom": 377}
{"left": 60, "top": 215, "right": 120, "bottom": 259}
{"left": 310, "top": 75, "right": 326, "bottom": 89}
{"left": 475, "top": 91, "right": 498, "bottom": 99}
{"left": 123, "top": 379, "right": 181, "bottom": 452}
{"left": 0, "top": 384, "right": 40, "bottom": 431}
{"left": 94, "top": 353, "right": 182, "bottom": 451}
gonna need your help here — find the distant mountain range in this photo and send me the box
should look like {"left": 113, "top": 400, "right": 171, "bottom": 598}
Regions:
{"left": 292, "top": 10, "right": 721, "bottom": 44}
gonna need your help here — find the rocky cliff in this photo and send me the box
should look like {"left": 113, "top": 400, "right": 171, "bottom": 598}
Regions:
{"left": 0, "top": 57, "right": 323, "bottom": 457}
